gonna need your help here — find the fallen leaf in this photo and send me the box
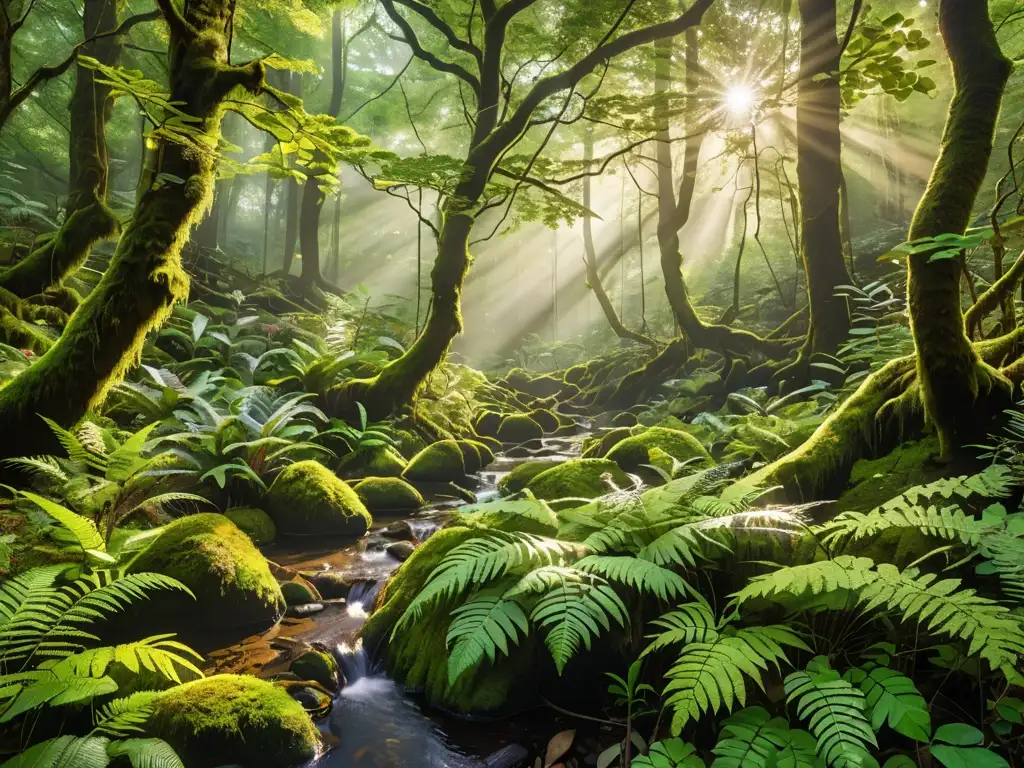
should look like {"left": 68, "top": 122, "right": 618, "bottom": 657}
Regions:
{"left": 545, "top": 729, "right": 576, "bottom": 768}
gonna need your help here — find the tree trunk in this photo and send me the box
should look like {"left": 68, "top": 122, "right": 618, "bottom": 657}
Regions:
{"left": 282, "top": 72, "right": 303, "bottom": 274}
{"left": 654, "top": 32, "right": 777, "bottom": 358}
{"left": 0, "top": 0, "right": 263, "bottom": 459}
{"left": 907, "top": 0, "right": 1012, "bottom": 460}
{"left": 794, "top": 0, "right": 851, "bottom": 357}
{"left": 0, "top": 0, "right": 121, "bottom": 298}
{"left": 582, "top": 131, "right": 654, "bottom": 347}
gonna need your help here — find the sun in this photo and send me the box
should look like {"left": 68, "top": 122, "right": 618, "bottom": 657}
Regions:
{"left": 724, "top": 83, "right": 757, "bottom": 117}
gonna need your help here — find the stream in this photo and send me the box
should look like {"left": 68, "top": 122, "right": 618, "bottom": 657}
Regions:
{"left": 235, "top": 435, "right": 588, "bottom": 768}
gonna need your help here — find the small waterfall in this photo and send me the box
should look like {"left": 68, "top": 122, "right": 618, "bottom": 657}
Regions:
{"left": 334, "top": 639, "right": 371, "bottom": 683}
{"left": 346, "top": 579, "right": 383, "bottom": 614}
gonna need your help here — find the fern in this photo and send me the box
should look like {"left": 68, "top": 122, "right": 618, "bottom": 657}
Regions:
{"left": 711, "top": 706, "right": 818, "bottom": 768}
{"left": 395, "top": 531, "right": 582, "bottom": 631}
{"left": 641, "top": 601, "right": 720, "bottom": 657}
{"left": 21, "top": 491, "right": 106, "bottom": 555}
{"left": 45, "top": 635, "right": 204, "bottom": 685}
{"left": 871, "top": 465, "right": 1013, "bottom": 514}
{"left": 2, "top": 735, "right": 112, "bottom": 768}
{"left": 822, "top": 504, "right": 993, "bottom": 548}
{"left": 785, "top": 658, "right": 877, "bottom": 768}
{"left": 446, "top": 584, "right": 529, "bottom": 684}
{"left": 42, "top": 416, "right": 108, "bottom": 475}
{"left": 575, "top": 555, "right": 691, "bottom": 601}
{"left": 844, "top": 666, "right": 930, "bottom": 742}
{"left": 106, "top": 738, "right": 185, "bottom": 768}
{"left": 507, "top": 565, "right": 627, "bottom": 673}
{"left": 94, "top": 691, "right": 161, "bottom": 736}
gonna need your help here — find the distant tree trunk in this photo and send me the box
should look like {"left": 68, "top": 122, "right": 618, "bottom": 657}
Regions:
{"left": 906, "top": 0, "right": 1012, "bottom": 459}
{"left": 582, "top": 131, "right": 654, "bottom": 347}
{"left": 0, "top": 0, "right": 122, "bottom": 299}
{"left": 0, "top": 0, "right": 264, "bottom": 459}
{"left": 653, "top": 32, "right": 777, "bottom": 358}
{"left": 793, "top": 0, "right": 851, "bottom": 357}
{"left": 282, "top": 72, "right": 303, "bottom": 274}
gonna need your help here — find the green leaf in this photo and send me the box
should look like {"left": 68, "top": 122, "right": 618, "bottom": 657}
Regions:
{"left": 847, "top": 667, "right": 930, "bottom": 742}
{"left": 632, "top": 738, "right": 705, "bottom": 767}
{"left": 930, "top": 746, "right": 1008, "bottom": 768}
{"left": 933, "top": 724, "right": 984, "bottom": 746}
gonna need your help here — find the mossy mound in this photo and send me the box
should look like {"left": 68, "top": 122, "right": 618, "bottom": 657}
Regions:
{"left": 457, "top": 440, "right": 483, "bottom": 473}
{"left": 224, "top": 507, "right": 276, "bottom": 545}
{"left": 605, "top": 426, "right": 713, "bottom": 472}
{"left": 265, "top": 460, "right": 372, "bottom": 537}
{"left": 290, "top": 648, "right": 340, "bottom": 690}
{"left": 503, "top": 370, "right": 567, "bottom": 399}
{"left": 362, "top": 524, "right": 538, "bottom": 715}
{"left": 353, "top": 476, "right": 425, "bottom": 513}
{"left": 336, "top": 443, "right": 407, "bottom": 479}
{"left": 526, "top": 459, "right": 631, "bottom": 502}
{"left": 280, "top": 579, "right": 320, "bottom": 606}
{"left": 839, "top": 437, "right": 946, "bottom": 513}
{"left": 402, "top": 440, "right": 466, "bottom": 483}
{"left": 473, "top": 409, "right": 502, "bottom": 438}
{"left": 528, "top": 408, "right": 560, "bottom": 433}
{"left": 497, "top": 459, "right": 562, "bottom": 495}
{"left": 127, "top": 514, "right": 284, "bottom": 640}
{"left": 496, "top": 413, "right": 544, "bottom": 444}
{"left": 148, "top": 675, "right": 319, "bottom": 768}
{"left": 612, "top": 411, "right": 638, "bottom": 428}
{"left": 581, "top": 426, "right": 633, "bottom": 459}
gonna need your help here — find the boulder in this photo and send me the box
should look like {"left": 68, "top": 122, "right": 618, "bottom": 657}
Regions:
{"left": 528, "top": 408, "right": 560, "bottom": 434}
{"left": 497, "top": 459, "right": 562, "bottom": 495}
{"left": 496, "top": 413, "right": 544, "bottom": 444}
{"left": 402, "top": 440, "right": 466, "bottom": 483}
{"left": 386, "top": 540, "right": 416, "bottom": 561}
{"left": 280, "top": 578, "right": 321, "bottom": 606}
{"left": 265, "top": 460, "right": 372, "bottom": 537}
{"left": 525, "top": 459, "right": 631, "bottom": 503}
{"left": 605, "top": 426, "right": 713, "bottom": 472}
{"left": 353, "top": 476, "right": 425, "bottom": 513}
{"left": 290, "top": 647, "right": 340, "bottom": 691}
{"left": 148, "top": 674, "right": 319, "bottom": 768}
{"left": 336, "top": 444, "right": 407, "bottom": 479}
{"left": 126, "top": 514, "right": 284, "bottom": 642}
{"left": 224, "top": 507, "right": 276, "bottom": 545}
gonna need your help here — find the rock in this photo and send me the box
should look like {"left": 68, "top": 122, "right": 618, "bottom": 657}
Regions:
{"left": 381, "top": 520, "right": 415, "bottom": 541}
{"left": 402, "top": 440, "right": 466, "bottom": 483}
{"left": 353, "top": 476, "right": 425, "bottom": 513}
{"left": 457, "top": 439, "right": 496, "bottom": 472}
{"left": 605, "top": 426, "right": 713, "bottom": 472}
{"left": 336, "top": 444, "right": 407, "bottom": 479}
{"left": 289, "top": 684, "right": 332, "bottom": 714}
{"left": 580, "top": 426, "right": 633, "bottom": 459}
{"left": 612, "top": 411, "right": 638, "bottom": 428}
{"left": 303, "top": 570, "right": 351, "bottom": 599}
{"left": 497, "top": 459, "right": 562, "bottom": 495}
{"left": 280, "top": 578, "right": 321, "bottom": 606}
{"left": 473, "top": 409, "right": 502, "bottom": 438}
{"left": 290, "top": 647, "right": 340, "bottom": 690}
{"left": 525, "top": 459, "right": 631, "bottom": 503}
{"left": 386, "top": 541, "right": 416, "bottom": 561}
{"left": 224, "top": 506, "right": 277, "bottom": 545}
{"left": 286, "top": 602, "right": 324, "bottom": 618}
{"left": 126, "top": 514, "right": 284, "bottom": 642}
{"left": 496, "top": 413, "right": 544, "bottom": 444}
{"left": 528, "top": 408, "right": 560, "bottom": 433}
{"left": 265, "top": 460, "right": 372, "bottom": 537}
{"left": 148, "top": 674, "right": 319, "bottom": 768}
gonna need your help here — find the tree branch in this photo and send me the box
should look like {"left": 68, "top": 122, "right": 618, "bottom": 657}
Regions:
{"left": 395, "top": 0, "right": 482, "bottom": 65}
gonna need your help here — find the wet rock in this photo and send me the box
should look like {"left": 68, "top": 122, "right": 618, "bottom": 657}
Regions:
{"left": 280, "top": 578, "right": 321, "bottom": 606}
{"left": 225, "top": 506, "right": 277, "bottom": 545}
{"left": 403, "top": 440, "right": 467, "bottom": 483}
{"left": 484, "top": 743, "right": 530, "bottom": 768}
{"left": 290, "top": 646, "right": 340, "bottom": 691}
{"left": 386, "top": 540, "right": 416, "bottom": 561}
{"left": 336, "top": 443, "right": 408, "bottom": 479}
{"left": 497, "top": 413, "right": 544, "bottom": 443}
{"left": 286, "top": 602, "right": 324, "bottom": 618}
{"left": 353, "top": 476, "right": 425, "bottom": 513}
{"left": 303, "top": 570, "right": 351, "bottom": 599}
{"left": 265, "top": 460, "right": 372, "bottom": 536}
{"left": 381, "top": 519, "right": 415, "bottom": 541}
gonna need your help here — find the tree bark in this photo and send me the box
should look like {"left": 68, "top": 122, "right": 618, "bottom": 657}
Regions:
{"left": 282, "top": 72, "right": 303, "bottom": 274}
{"left": 906, "top": 0, "right": 1012, "bottom": 459}
{"left": 0, "top": 0, "right": 264, "bottom": 459}
{"left": 794, "top": 0, "right": 851, "bottom": 357}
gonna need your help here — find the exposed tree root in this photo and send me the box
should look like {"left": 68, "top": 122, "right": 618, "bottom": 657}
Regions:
{"left": 965, "top": 248, "right": 1024, "bottom": 339}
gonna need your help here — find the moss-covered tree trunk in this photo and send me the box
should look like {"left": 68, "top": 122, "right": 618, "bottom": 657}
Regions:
{"left": 0, "top": 0, "right": 265, "bottom": 459}
{"left": 0, "top": 0, "right": 123, "bottom": 299}
{"left": 906, "top": 0, "right": 1012, "bottom": 460}
{"left": 654, "top": 32, "right": 777, "bottom": 358}
{"left": 793, "top": 0, "right": 851, "bottom": 356}
{"left": 583, "top": 131, "right": 654, "bottom": 347}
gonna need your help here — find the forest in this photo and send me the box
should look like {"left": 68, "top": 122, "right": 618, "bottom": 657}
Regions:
{"left": 0, "top": 0, "right": 1023, "bottom": 765}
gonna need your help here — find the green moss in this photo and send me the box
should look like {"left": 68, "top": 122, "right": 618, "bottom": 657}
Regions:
{"left": 148, "top": 674, "right": 319, "bottom": 768}
{"left": 457, "top": 439, "right": 483, "bottom": 473}
{"left": 612, "top": 411, "right": 638, "bottom": 428}
{"left": 265, "top": 461, "right": 372, "bottom": 536}
{"left": 497, "top": 459, "right": 562, "bottom": 495}
{"left": 580, "top": 426, "right": 633, "bottom": 459}
{"left": 336, "top": 444, "right": 407, "bottom": 479}
{"left": 402, "top": 440, "right": 466, "bottom": 483}
{"left": 605, "top": 427, "right": 713, "bottom": 472}
{"left": 528, "top": 408, "right": 560, "bottom": 433}
{"left": 353, "top": 476, "right": 425, "bottom": 512}
{"left": 838, "top": 437, "right": 942, "bottom": 513}
{"left": 563, "top": 364, "right": 587, "bottom": 384}
{"left": 473, "top": 409, "right": 502, "bottom": 438}
{"left": 280, "top": 579, "right": 320, "bottom": 606}
{"left": 496, "top": 413, "right": 543, "bottom": 444}
{"left": 526, "top": 459, "right": 631, "bottom": 502}
{"left": 392, "top": 428, "right": 428, "bottom": 459}
{"left": 127, "top": 513, "right": 284, "bottom": 633}
{"left": 224, "top": 507, "right": 276, "bottom": 545}
{"left": 290, "top": 649, "right": 339, "bottom": 690}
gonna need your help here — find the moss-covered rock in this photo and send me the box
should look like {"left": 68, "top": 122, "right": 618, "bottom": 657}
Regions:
{"left": 465, "top": 439, "right": 495, "bottom": 468}
{"left": 127, "top": 514, "right": 284, "bottom": 640}
{"left": 280, "top": 578, "right": 321, "bottom": 606}
{"left": 353, "top": 476, "right": 425, "bottom": 513}
{"left": 839, "top": 437, "right": 945, "bottom": 513}
{"left": 402, "top": 440, "right": 466, "bottom": 483}
{"left": 224, "top": 507, "right": 276, "bottom": 545}
{"left": 497, "top": 459, "right": 562, "bottom": 495}
{"left": 526, "top": 459, "right": 631, "bottom": 503}
{"left": 362, "top": 525, "right": 538, "bottom": 715}
{"left": 336, "top": 443, "right": 407, "bottom": 479}
{"left": 290, "top": 648, "right": 340, "bottom": 691}
{"left": 581, "top": 426, "right": 633, "bottom": 459}
{"left": 473, "top": 409, "right": 502, "bottom": 438}
{"left": 613, "top": 411, "right": 638, "bottom": 428}
{"left": 392, "top": 428, "right": 428, "bottom": 460}
{"left": 456, "top": 440, "right": 483, "bottom": 473}
{"left": 265, "top": 461, "right": 372, "bottom": 537}
{"left": 148, "top": 675, "right": 319, "bottom": 768}
{"left": 496, "top": 413, "right": 544, "bottom": 444}
{"left": 605, "top": 426, "right": 713, "bottom": 472}
{"left": 528, "top": 408, "right": 560, "bottom": 434}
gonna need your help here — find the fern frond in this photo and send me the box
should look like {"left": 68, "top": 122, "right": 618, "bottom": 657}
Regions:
{"left": 844, "top": 666, "right": 930, "bottom": 742}
{"left": 106, "top": 423, "right": 160, "bottom": 482}
{"left": 445, "top": 584, "right": 529, "bottom": 684}
{"left": 43, "top": 416, "right": 108, "bottom": 475}
{"left": 94, "top": 691, "right": 161, "bottom": 736}
{"left": 106, "top": 738, "right": 185, "bottom": 768}
{"left": 785, "top": 660, "right": 877, "bottom": 768}
{"left": 874, "top": 465, "right": 1012, "bottom": 514}
{"left": 822, "top": 504, "right": 992, "bottom": 547}
{"left": 49, "top": 637, "right": 204, "bottom": 685}
{"left": 1, "top": 735, "right": 111, "bottom": 768}
{"left": 395, "top": 532, "right": 582, "bottom": 631}
{"left": 641, "top": 601, "right": 719, "bottom": 658}
{"left": 575, "top": 555, "right": 690, "bottom": 601}
{"left": 711, "top": 706, "right": 818, "bottom": 768}
{"left": 2, "top": 456, "right": 69, "bottom": 485}
{"left": 0, "top": 566, "right": 65, "bottom": 627}
{"left": 507, "top": 565, "right": 627, "bottom": 673}
{"left": 21, "top": 491, "right": 104, "bottom": 553}
{"left": 0, "top": 674, "right": 118, "bottom": 723}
